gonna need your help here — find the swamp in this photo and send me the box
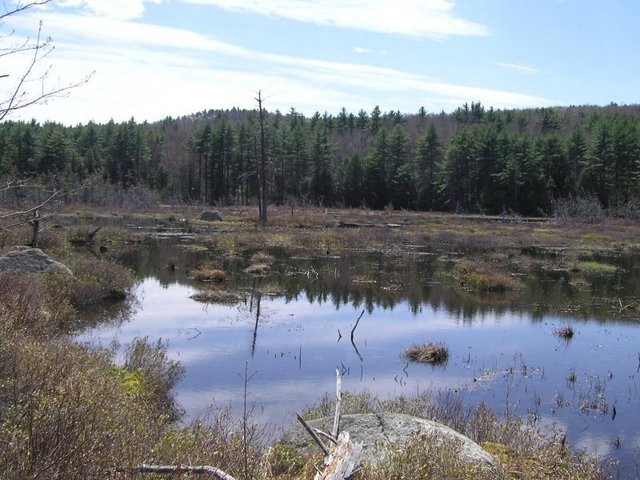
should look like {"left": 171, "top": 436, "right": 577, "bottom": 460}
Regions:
{"left": 3, "top": 205, "right": 640, "bottom": 478}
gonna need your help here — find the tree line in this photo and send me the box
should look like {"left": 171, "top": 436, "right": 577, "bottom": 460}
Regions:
{"left": 1, "top": 102, "right": 639, "bottom": 215}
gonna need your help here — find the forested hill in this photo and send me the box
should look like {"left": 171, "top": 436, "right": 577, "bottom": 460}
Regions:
{"left": 1, "top": 102, "right": 640, "bottom": 215}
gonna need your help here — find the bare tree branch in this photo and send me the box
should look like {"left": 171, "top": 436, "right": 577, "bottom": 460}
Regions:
{"left": 0, "top": 188, "right": 60, "bottom": 224}
{"left": 0, "top": 179, "right": 27, "bottom": 192}
{"left": 0, "top": 0, "right": 93, "bottom": 120}
{"left": 0, "top": 1, "right": 52, "bottom": 21}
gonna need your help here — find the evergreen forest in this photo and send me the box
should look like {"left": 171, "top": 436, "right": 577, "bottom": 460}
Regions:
{"left": 1, "top": 102, "right": 640, "bottom": 216}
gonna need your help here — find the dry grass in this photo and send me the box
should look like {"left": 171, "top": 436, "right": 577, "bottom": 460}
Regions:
{"left": 190, "top": 288, "right": 242, "bottom": 304}
{"left": 245, "top": 262, "right": 271, "bottom": 275}
{"left": 554, "top": 325, "right": 575, "bottom": 339}
{"left": 191, "top": 266, "right": 228, "bottom": 282}
{"left": 251, "top": 250, "right": 275, "bottom": 264}
{"left": 404, "top": 342, "right": 449, "bottom": 365}
{"left": 451, "top": 259, "right": 521, "bottom": 293}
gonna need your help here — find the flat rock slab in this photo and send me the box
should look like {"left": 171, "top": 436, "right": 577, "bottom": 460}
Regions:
{"left": 0, "top": 248, "right": 72, "bottom": 275}
{"left": 282, "top": 413, "right": 496, "bottom": 468}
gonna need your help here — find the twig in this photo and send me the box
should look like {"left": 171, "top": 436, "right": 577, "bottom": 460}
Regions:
{"left": 0, "top": 188, "right": 61, "bottom": 221}
{"left": 296, "top": 413, "right": 329, "bottom": 456}
{"left": 314, "top": 428, "right": 338, "bottom": 445}
{"left": 129, "top": 464, "right": 236, "bottom": 479}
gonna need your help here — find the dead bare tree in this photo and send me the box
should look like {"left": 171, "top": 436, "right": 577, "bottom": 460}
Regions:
{"left": 255, "top": 90, "right": 268, "bottom": 224}
{"left": 1, "top": 0, "right": 93, "bottom": 121}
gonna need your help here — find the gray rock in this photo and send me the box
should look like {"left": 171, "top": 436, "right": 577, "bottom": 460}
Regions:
{"left": 0, "top": 248, "right": 72, "bottom": 276}
{"left": 281, "top": 413, "right": 496, "bottom": 468}
{"left": 200, "top": 210, "right": 223, "bottom": 222}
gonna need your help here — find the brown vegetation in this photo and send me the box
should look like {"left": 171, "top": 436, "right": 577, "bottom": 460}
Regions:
{"left": 451, "top": 259, "right": 521, "bottom": 294}
{"left": 404, "top": 342, "right": 449, "bottom": 364}
{"left": 191, "top": 265, "right": 228, "bottom": 282}
{"left": 554, "top": 325, "right": 575, "bottom": 340}
{"left": 191, "top": 288, "right": 242, "bottom": 304}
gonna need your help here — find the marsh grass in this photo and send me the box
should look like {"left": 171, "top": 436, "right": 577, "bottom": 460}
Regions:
{"left": 575, "top": 261, "right": 618, "bottom": 274}
{"left": 245, "top": 262, "right": 271, "bottom": 275}
{"left": 190, "top": 287, "right": 242, "bottom": 304}
{"left": 251, "top": 250, "right": 275, "bottom": 264}
{"left": 554, "top": 325, "right": 575, "bottom": 340}
{"left": 451, "top": 259, "right": 521, "bottom": 293}
{"left": 404, "top": 342, "right": 449, "bottom": 364}
{"left": 191, "top": 266, "right": 228, "bottom": 282}
{"left": 359, "top": 433, "right": 496, "bottom": 480}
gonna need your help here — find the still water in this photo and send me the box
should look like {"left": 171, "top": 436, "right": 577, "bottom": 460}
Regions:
{"left": 81, "top": 238, "right": 640, "bottom": 475}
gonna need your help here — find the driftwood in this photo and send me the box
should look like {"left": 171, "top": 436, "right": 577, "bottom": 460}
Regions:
{"left": 130, "top": 464, "right": 236, "bottom": 479}
{"left": 296, "top": 369, "right": 363, "bottom": 480}
{"left": 314, "top": 431, "right": 363, "bottom": 480}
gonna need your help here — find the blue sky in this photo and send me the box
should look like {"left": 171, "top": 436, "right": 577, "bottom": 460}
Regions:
{"left": 3, "top": 0, "right": 639, "bottom": 125}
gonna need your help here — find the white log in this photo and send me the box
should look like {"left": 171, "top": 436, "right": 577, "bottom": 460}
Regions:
{"left": 131, "top": 464, "right": 236, "bottom": 480}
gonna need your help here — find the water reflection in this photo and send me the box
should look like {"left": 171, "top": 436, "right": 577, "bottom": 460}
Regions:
{"left": 80, "top": 238, "right": 640, "bottom": 475}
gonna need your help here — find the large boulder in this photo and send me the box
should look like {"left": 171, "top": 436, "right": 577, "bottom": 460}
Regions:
{"left": 200, "top": 210, "right": 223, "bottom": 222}
{"left": 281, "top": 413, "right": 496, "bottom": 469}
{"left": 0, "top": 248, "right": 72, "bottom": 276}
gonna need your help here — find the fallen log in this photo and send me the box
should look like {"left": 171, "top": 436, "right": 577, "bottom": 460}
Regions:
{"left": 129, "top": 464, "right": 236, "bottom": 479}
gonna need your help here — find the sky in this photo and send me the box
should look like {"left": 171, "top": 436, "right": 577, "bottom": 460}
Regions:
{"left": 2, "top": 0, "right": 639, "bottom": 125}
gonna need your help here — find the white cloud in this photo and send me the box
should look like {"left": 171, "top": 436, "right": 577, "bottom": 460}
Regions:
{"left": 181, "top": 0, "right": 489, "bottom": 38}
{"left": 57, "top": 0, "right": 162, "bottom": 20}
{"left": 6, "top": 11, "right": 549, "bottom": 124}
{"left": 354, "top": 46, "right": 373, "bottom": 54}
{"left": 497, "top": 62, "right": 542, "bottom": 75}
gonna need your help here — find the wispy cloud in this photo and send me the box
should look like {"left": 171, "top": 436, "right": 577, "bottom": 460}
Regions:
{"left": 56, "top": 0, "right": 162, "bottom": 20}
{"left": 354, "top": 46, "right": 373, "bottom": 54}
{"left": 7, "top": 11, "right": 548, "bottom": 124}
{"left": 497, "top": 62, "right": 542, "bottom": 75}
{"left": 182, "top": 0, "right": 489, "bottom": 38}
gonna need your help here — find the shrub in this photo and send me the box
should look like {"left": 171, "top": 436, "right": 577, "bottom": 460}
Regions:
{"left": 44, "top": 256, "right": 134, "bottom": 311}
{"left": 124, "top": 337, "right": 185, "bottom": 420}
{"left": 0, "top": 337, "right": 166, "bottom": 479}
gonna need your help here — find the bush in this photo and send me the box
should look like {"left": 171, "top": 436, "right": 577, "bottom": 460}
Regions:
{"left": 0, "top": 337, "right": 166, "bottom": 479}
{"left": 553, "top": 196, "right": 605, "bottom": 224}
{"left": 124, "top": 337, "right": 185, "bottom": 420}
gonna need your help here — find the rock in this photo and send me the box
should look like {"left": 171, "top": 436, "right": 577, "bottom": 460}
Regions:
{"left": 200, "top": 210, "right": 223, "bottom": 222}
{"left": 281, "top": 413, "right": 496, "bottom": 469}
{"left": 0, "top": 248, "right": 72, "bottom": 276}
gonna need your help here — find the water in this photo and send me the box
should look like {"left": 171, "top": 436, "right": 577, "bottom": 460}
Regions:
{"left": 79, "top": 238, "right": 640, "bottom": 475}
